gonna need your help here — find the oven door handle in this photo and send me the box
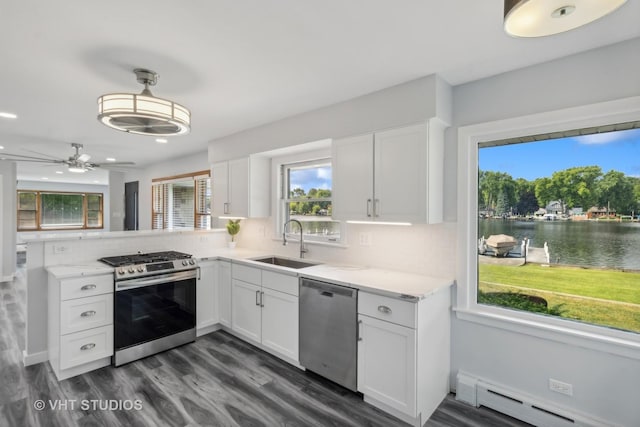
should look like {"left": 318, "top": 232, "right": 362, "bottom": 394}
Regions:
{"left": 116, "top": 270, "right": 197, "bottom": 291}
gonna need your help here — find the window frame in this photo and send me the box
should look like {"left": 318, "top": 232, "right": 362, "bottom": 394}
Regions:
{"left": 457, "top": 96, "right": 640, "bottom": 359}
{"left": 273, "top": 149, "right": 345, "bottom": 246}
{"left": 151, "top": 170, "right": 211, "bottom": 230}
{"left": 17, "top": 190, "right": 104, "bottom": 231}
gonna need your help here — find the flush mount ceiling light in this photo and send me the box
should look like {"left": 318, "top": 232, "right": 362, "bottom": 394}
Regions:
{"left": 504, "top": 0, "right": 627, "bottom": 37}
{"left": 97, "top": 68, "right": 190, "bottom": 136}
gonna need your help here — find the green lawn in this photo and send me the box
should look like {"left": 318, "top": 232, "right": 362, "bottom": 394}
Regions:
{"left": 478, "top": 263, "right": 640, "bottom": 333}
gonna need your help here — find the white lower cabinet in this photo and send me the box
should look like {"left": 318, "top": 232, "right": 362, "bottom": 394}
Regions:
{"left": 231, "top": 279, "right": 262, "bottom": 342}
{"left": 218, "top": 260, "right": 232, "bottom": 327}
{"left": 358, "top": 315, "right": 416, "bottom": 416}
{"left": 48, "top": 273, "right": 114, "bottom": 381}
{"left": 357, "top": 288, "right": 451, "bottom": 426}
{"left": 230, "top": 264, "right": 299, "bottom": 363}
{"left": 261, "top": 287, "right": 298, "bottom": 361}
{"left": 196, "top": 260, "right": 219, "bottom": 335}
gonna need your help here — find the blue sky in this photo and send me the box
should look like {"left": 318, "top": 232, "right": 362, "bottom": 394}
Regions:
{"left": 289, "top": 166, "right": 332, "bottom": 193}
{"left": 479, "top": 128, "right": 640, "bottom": 180}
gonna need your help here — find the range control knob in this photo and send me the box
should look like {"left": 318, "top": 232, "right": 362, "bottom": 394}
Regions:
{"left": 137, "top": 266, "right": 144, "bottom": 272}
{"left": 189, "top": 259, "right": 195, "bottom": 265}
{"left": 128, "top": 267, "right": 135, "bottom": 274}
{"left": 182, "top": 260, "right": 188, "bottom": 266}
{"left": 118, "top": 268, "right": 125, "bottom": 275}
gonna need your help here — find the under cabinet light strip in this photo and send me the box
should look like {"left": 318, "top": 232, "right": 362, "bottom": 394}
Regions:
{"left": 346, "top": 220, "right": 412, "bottom": 226}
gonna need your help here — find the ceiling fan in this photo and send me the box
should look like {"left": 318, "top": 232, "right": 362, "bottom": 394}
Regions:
{"left": 0, "top": 143, "right": 135, "bottom": 173}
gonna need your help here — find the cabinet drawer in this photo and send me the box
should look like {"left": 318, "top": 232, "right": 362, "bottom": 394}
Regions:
{"left": 232, "top": 263, "right": 261, "bottom": 285}
{"left": 358, "top": 292, "right": 416, "bottom": 328}
{"left": 262, "top": 270, "right": 298, "bottom": 296}
{"left": 60, "top": 294, "right": 114, "bottom": 335}
{"left": 60, "top": 325, "right": 113, "bottom": 370}
{"left": 60, "top": 274, "right": 113, "bottom": 300}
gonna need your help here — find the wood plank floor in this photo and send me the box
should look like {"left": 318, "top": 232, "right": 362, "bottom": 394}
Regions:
{"left": 0, "top": 266, "right": 531, "bottom": 427}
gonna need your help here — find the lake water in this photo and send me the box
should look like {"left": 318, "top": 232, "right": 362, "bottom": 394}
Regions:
{"left": 478, "top": 220, "right": 640, "bottom": 270}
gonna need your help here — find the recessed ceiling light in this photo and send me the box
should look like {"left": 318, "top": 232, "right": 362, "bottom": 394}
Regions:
{"left": 55, "top": 171, "right": 64, "bottom": 174}
{"left": 106, "top": 157, "right": 116, "bottom": 162}
{"left": 156, "top": 138, "right": 168, "bottom": 143}
{"left": 0, "top": 112, "right": 17, "bottom": 119}
{"left": 93, "top": 180, "right": 99, "bottom": 184}
{"left": 0, "top": 146, "right": 4, "bottom": 150}
{"left": 41, "top": 177, "right": 49, "bottom": 180}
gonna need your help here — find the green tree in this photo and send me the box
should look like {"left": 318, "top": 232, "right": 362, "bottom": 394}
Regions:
{"left": 478, "top": 171, "right": 516, "bottom": 211}
{"left": 514, "top": 178, "right": 539, "bottom": 215}
{"left": 597, "top": 171, "right": 636, "bottom": 214}
{"left": 536, "top": 166, "right": 602, "bottom": 213}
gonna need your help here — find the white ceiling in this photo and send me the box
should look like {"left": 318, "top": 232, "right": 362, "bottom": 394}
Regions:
{"left": 1, "top": 0, "right": 639, "bottom": 185}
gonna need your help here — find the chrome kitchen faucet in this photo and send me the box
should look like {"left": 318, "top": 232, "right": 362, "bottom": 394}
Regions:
{"left": 283, "top": 219, "right": 308, "bottom": 258}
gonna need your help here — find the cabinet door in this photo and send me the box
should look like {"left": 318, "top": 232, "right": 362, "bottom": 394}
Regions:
{"left": 231, "top": 279, "right": 261, "bottom": 343}
{"left": 374, "top": 123, "right": 427, "bottom": 223}
{"left": 357, "top": 314, "right": 416, "bottom": 417}
{"left": 332, "top": 134, "right": 374, "bottom": 221}
{"left": 211, "top": 161, "right": 229, "bottom": 217}
{"left": 196, "top": 261, "right": 218, "bottom": 331}
{"left": 228, "top": 158, "right": 249, "bottom": 217}
{"left": 261, "top": 287, "right": 298, "bottom": 361}
{"left": 218, "top": 261, "right": 232, "bottom": 327}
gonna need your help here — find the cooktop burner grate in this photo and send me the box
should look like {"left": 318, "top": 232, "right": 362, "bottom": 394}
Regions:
{"left": 99, "top": 251, "right": 192, "bottom": 267}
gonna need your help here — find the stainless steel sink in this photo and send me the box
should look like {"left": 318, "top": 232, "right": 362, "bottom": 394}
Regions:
{"left": 252, "top": 256, "right": 320, "bottom": 269}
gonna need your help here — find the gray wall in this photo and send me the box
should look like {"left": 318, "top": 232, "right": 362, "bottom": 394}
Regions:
{"left": 449, "top": 37, "right": 640, "bottom": 426}
{"left": 108, "top": 171, "right": 125, "bottom": 231}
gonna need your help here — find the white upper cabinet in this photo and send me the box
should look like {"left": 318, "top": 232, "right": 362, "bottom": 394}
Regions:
{"left": 332, "top": 121, "right": 444, "bottom": 224}
{"left": 211, "top": 156, "right": 270, "bottom": 218}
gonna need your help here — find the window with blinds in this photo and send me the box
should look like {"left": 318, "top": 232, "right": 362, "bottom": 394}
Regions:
{"left": 151, "top": 171, "right": 211, "bottom": 230}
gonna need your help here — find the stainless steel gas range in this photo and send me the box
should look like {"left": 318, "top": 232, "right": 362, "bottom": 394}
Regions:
{"left": 99, "top": 251, "right": 198, "bottom": 366}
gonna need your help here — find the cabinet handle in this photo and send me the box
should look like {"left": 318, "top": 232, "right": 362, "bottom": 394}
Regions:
{"left": 80, "top": 284, "right": 96, "bottom": 291}
{"left": 374, "top": 199, "right": 380, "bottom": 217}
{"left": 357, "top": 320, "right": 363, "bottom": 341}
{"left": 260, "top": 291, "right": 265, "bottom": 307}
{"left": 197, "top": 266, "right": 201, "bottom": 280}
{"left": 80, "top": 310, "right": 97, "bottom": 317}
{"left": 366, "top": 199, "right": 372, "bottom": 217}
{"left": 255, "top": 290, "right": 260, "bottom": 306}
{"left": 378, "top": 305, "right": 392, "bottom": 314}
{"left": 80, "top": 343, "right": 96, "bottom": 351}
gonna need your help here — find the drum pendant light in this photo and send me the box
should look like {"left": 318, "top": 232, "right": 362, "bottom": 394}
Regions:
{"left": 504, "top": 0, "right": 627, "bottom": 38}
{"left": 97, "top": 69, "right": 190, "bottom": 136}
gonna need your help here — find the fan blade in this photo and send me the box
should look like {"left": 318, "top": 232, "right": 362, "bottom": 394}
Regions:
{"left": 91, "top": 161, "right": 136, "bottom": 167}
{"left": 0, "top": 152, "right": 66, "bottom": 163}
{"left": 77, "top": 154, "right": 91, "bottom": 162}
{"left": 20, "top": 149, "right": 66, "bottom": 161}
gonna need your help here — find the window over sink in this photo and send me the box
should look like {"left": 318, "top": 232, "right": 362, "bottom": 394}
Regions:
{"left": 281, "top": 159, "right": 342, "bottom": 243}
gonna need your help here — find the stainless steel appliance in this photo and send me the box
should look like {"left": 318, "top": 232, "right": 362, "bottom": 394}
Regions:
{"left": 99, "top": 251, "right": 197, "bottom": 366}
{"left": 299, "top": 278, "right": 358, "bottom": 391}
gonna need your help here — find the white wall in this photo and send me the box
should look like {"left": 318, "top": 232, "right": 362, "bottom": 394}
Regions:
{"left": 0, "top": 162, "right": 17, "bottom": 281}
{"left": 123, "top": 150, "right": 211, "bottom": 230}
{"left": 450, "top": 37, "right": 640, "bottom": 426}
{"left": 109, "top": 171, "right": 125, "bottom": 231}
{"left": 209, "top": 74, "right": 451, "bottom": 162}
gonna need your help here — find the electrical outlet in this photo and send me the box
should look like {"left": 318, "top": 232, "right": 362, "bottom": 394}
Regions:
{"left": 53, "top": 245, "right": 70, "bottom": 254}
{"left": 199, "top": 235, "right": 208, "bottom": 242}
{"left": 359, "top": 232, "right": 372, "bottom": 246}
{"left": 549, "top": 379, "right": 573, "bottom": 396}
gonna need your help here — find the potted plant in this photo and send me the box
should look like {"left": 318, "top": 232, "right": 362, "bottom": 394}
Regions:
{"left": 226, "top": 219, "right": 241, "bottom": 248}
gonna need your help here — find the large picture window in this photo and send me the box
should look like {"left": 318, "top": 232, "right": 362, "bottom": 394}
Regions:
{"left": 476, "top": 125, "right": 640, "bottom": 334}
{"left": 152, "top": 171, "right": 211, "bottom": 230}
{"left": 281, "top": 159, "right": 341, "bottom": 243}
{"left": 17, "top": 191, "right": 104, "bottom": 231}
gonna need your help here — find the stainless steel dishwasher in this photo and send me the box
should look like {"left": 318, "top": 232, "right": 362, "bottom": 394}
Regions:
{"left": 299, "top": 277, "right": 358, "bottom": 392}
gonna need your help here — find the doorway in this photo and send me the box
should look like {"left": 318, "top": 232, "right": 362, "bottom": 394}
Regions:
{"left": 124, "top": 181, "right": 139, "bottom": 230}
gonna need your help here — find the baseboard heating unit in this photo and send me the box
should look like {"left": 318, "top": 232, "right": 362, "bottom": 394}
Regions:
{"left": 455, "top": 371, "right": 615, "bottom": 427}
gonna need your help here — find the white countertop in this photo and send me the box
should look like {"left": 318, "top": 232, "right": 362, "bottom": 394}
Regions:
{"left": 45, "top": 248, "right": 453, "bottom": 300}
{"left": 46, "top": 262, "right": 114, "bottom": 279}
